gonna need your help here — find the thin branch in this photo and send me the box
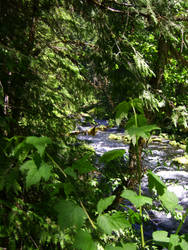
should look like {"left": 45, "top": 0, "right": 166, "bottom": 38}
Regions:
{"left": 47, "top": 153, "right": 67, "bottom": 178}
{"left": 87, "top": 0, "right": 150, "bottom": 18}
{"left": 79, "top": 200, "right": 97, "bottom": 229}
{"left": 29, "top": 235, "right": 39, "bottom": 249}
{"left": 168, "top": 42, "right": 188, "bottom": 67}
{"left": 174, "top": 15, "right": 188, "bottom": 22}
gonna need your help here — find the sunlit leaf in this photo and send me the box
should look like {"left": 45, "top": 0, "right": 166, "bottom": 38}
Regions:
{"left": 72, "top": 155, "right": 96, "bottom": 173}
{"left": 39, "top": 162, "right": 52, "bottom": 181}
{"left": 105, "top": 246, "right": 123, "bottom": 250}
{"left": 169, "top": 234, "right": 179, "bottom": 248}
{"left": 159, "top": 190, "right": 183, "bottom": 212}
{"left": 55, "top": 200, "right": 86, "bottom": 230}
{"left": 121, "top": 243, "right": 137, "bottom": 250}
{"left": 115, "top": 101, "right": 130, "bottom": 126}
{"left": 148, "top": 170, "right": 166, "bottom": 195}
{"left": 132, "top": 98, "right": 144, "bottom": 113}
{"left": 26, "top": 136, "right": 52, "bottom": 156}
{"left": 180, "top": 239, "right": 188, "bottom": 250}
{"left": 121, "top": 189, "right": 152, "bottom": 208}
{"left": 20, "top": 159, "right": 52, "bottom": 188}
{"left": 125, "top": 114, "right": 147, "bottom": 130}
{"left": 100, "top": 149, "right": 125, "bottom": 163}
{"left": 152, "top": 230, "right": 169, "bottom": 243}
{"left": 74, "top": 231, "right": 97, "bottom": 250}
{"left": 64, "top": 167, "right": 77, "bottom": 179}
{"left": 97, "top": 212, "right": 130, "bottom": 234}
{"left": 127, "top": 125, "right": 160, "bottom": 140}
{"left": 97, "top": 196, "right": 116, "bottom": 214}
{"left": 20, "top": 160, "right": 41, "bottom": 188}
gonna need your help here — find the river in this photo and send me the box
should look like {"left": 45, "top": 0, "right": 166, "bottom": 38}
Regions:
{"left": 77, "top": 121, "right": 188, "bottom": 236}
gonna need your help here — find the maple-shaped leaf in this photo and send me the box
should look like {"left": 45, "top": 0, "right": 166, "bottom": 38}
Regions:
{"left": 97, "top": 212, "right": 130, "bottom": 234}
{"left": 26, "top": 136, "right": 52, "bottom": 156}
{"left": 55, "top": 200, "right": 86, "bottom": 230}
{"left": 20, "top": 160, "right": 52, "bottom": 188}
{"left": 115, "top": 101, "right": 130, "bottom": 126}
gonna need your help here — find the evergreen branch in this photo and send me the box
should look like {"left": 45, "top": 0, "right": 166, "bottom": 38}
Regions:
{"left": 87, "top": 0, "right": 149, "bottom": 17}
{"left": 174, "top": 15, "right": 188, "bottom": 22}
{"left": 168, "top": 42, "right": 188, "bottom": 67}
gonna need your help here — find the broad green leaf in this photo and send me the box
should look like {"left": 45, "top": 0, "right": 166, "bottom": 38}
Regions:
{"left": 32, "top": 151, "right": 42, "bottom": 168}
{"left": 159, "top": 190, "right": 183, "bottom": 212}
{"left": 74, "top": 231, "right": 97, "bottom": 250}
{"left": 13, "top": 140, "right": 30, "bottom": 160}
{"left": 128, "top": 209, "right": 142, "bottom": 224}
{"left": 25, "top": 167, "right": 41, "bottom": 188}
{"left": 20, "top": 160, "right": 41, "bottom": 188}
{"left": 115, "top": 101, "right": 130, "bottom": 126}
{"left": 132, "top": 98, "right": 144, "bottom": 113}
{"left": 152, "top": 230, "right": 169, "bottom": 243}
{"left": 26, "top": 136, "right": 52, "bottom": 156}
{"left": 63, "top": 183, "right": 74, "bottom": 197}
{"left": 105, "top": 246, "right": 123, "bottom": 250}
{"left": 100, "top": 149, "right": 125, "bottom": 163}
{"left": 20, "top": 160, "right": 52, "bottom": 188}
{"left": 121, "top": 189, "right": 152, "bottom": 208}
{"left": 20, "top": 159, "right": 35, "bottom": 172}
{"left": 38, "top": 162, "right": 52, "bottom": 181}
{"left": 64, "top": 167, "right": 77, "bottom": 179}
{"left": 72, "top": 156, "right": 96, "bottom": 173}
{"left": 125, "top": 114, "right": 147, "bottom": 130}
{"left": 127, "top": 125, "right": 160, "bottom": 142}
{"left": 97, "top": 212, "right": 130, "bottom": 234}
{"left": 169, "top": 234, "right": 179, "bottom": 249}
{"left": 148, "top": 170, "right": 166, "bottom": 195}
{"left": 97, "top": 196, "right": 116, "bottom": 214}
{"left": 121, "top": 243, "right": 137, "bottom": 250}
{"left": 180, "top": 239, "right": 188, "bottom": 250}
{"left": 55, "top": 200, "right": 86, "bottom": 230}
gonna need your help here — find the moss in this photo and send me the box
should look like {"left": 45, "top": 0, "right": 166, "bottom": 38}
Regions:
{"left": 173, "top": 154, "right": 188, "bottom": 167}
{"left": 108, "top": 134, "right": 131, "bottom": 144}
{"left": 169, "top": 140, "right": 179, "bottom": 147}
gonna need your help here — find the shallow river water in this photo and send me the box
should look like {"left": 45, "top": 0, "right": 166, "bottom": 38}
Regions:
{"left": 77, "top": 121, "right": 188, "bottom": 236}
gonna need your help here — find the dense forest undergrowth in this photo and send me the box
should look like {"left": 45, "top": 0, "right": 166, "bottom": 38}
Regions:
{"left": 0, "top": 0, "right": 188, "bottom": 249}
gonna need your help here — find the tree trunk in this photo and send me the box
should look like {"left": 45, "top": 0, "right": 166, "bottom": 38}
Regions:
{"left": 149, "top": 35, "right": 168, "bottom": 89}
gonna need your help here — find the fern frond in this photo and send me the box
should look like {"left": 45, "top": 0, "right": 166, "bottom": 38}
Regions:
{"left": 133, "top": 48, "right": 155, "bottom": 77}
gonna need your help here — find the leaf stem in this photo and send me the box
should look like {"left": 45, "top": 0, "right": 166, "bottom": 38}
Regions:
{"left": 175, "top": 208, "right": 188, "bottom": 235}
{"left": 132, "top": 100, "right": 145, "bottom": 248}
{"left": 47, "top": 153, "right": 67, "bottom": 178}
{"left": 79, "top": 200, "right": 97, "bottom": 230}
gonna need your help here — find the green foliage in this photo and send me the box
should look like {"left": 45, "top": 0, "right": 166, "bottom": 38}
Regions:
{"left": 152, "top": 230, "right": 188, "bottom": 249}
{"left": 159, "top": 190, "right": 183, "bottom": 213}
{"left": 25, "top": 136, "right": 52, "bottom": 157}
{"left": 127, "top": 124, "right": 160, "bottom": 145}
{"left": 121, "top": 189, "right": 152, "bottom": 208}
{"left": 55, "top": 200, "right": 86, "bottom": 230}
{"left": 97, "top": 212, "right": 130, "bottom": 235}
{"left": 20, "top": 159, "right": 52, "bottom": 189}
{"left": 115, "top": 101, "right": 130, "bottom": 126}
{"left": 97, "top": 196, "right": 116, "bottom": 214}
{"left": 152, "top": 230, "right": 169, "bottom": 245}
{"left": 171, "top": 106, "right": 188, "bottom": 128}
{"left": 100, "top": 149, "right": 125, "bottom": 163}
{"left": 148, "top": 170, "right": 166, "bottom": 195}
{"left": 74, "top": 231, "right": 97, "bottom": 250}
{"left": 72, "top": 154, "right": 96, "bottom": 174}
{"left": 1, "top": 0, "right": 188, "bottom": 248}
